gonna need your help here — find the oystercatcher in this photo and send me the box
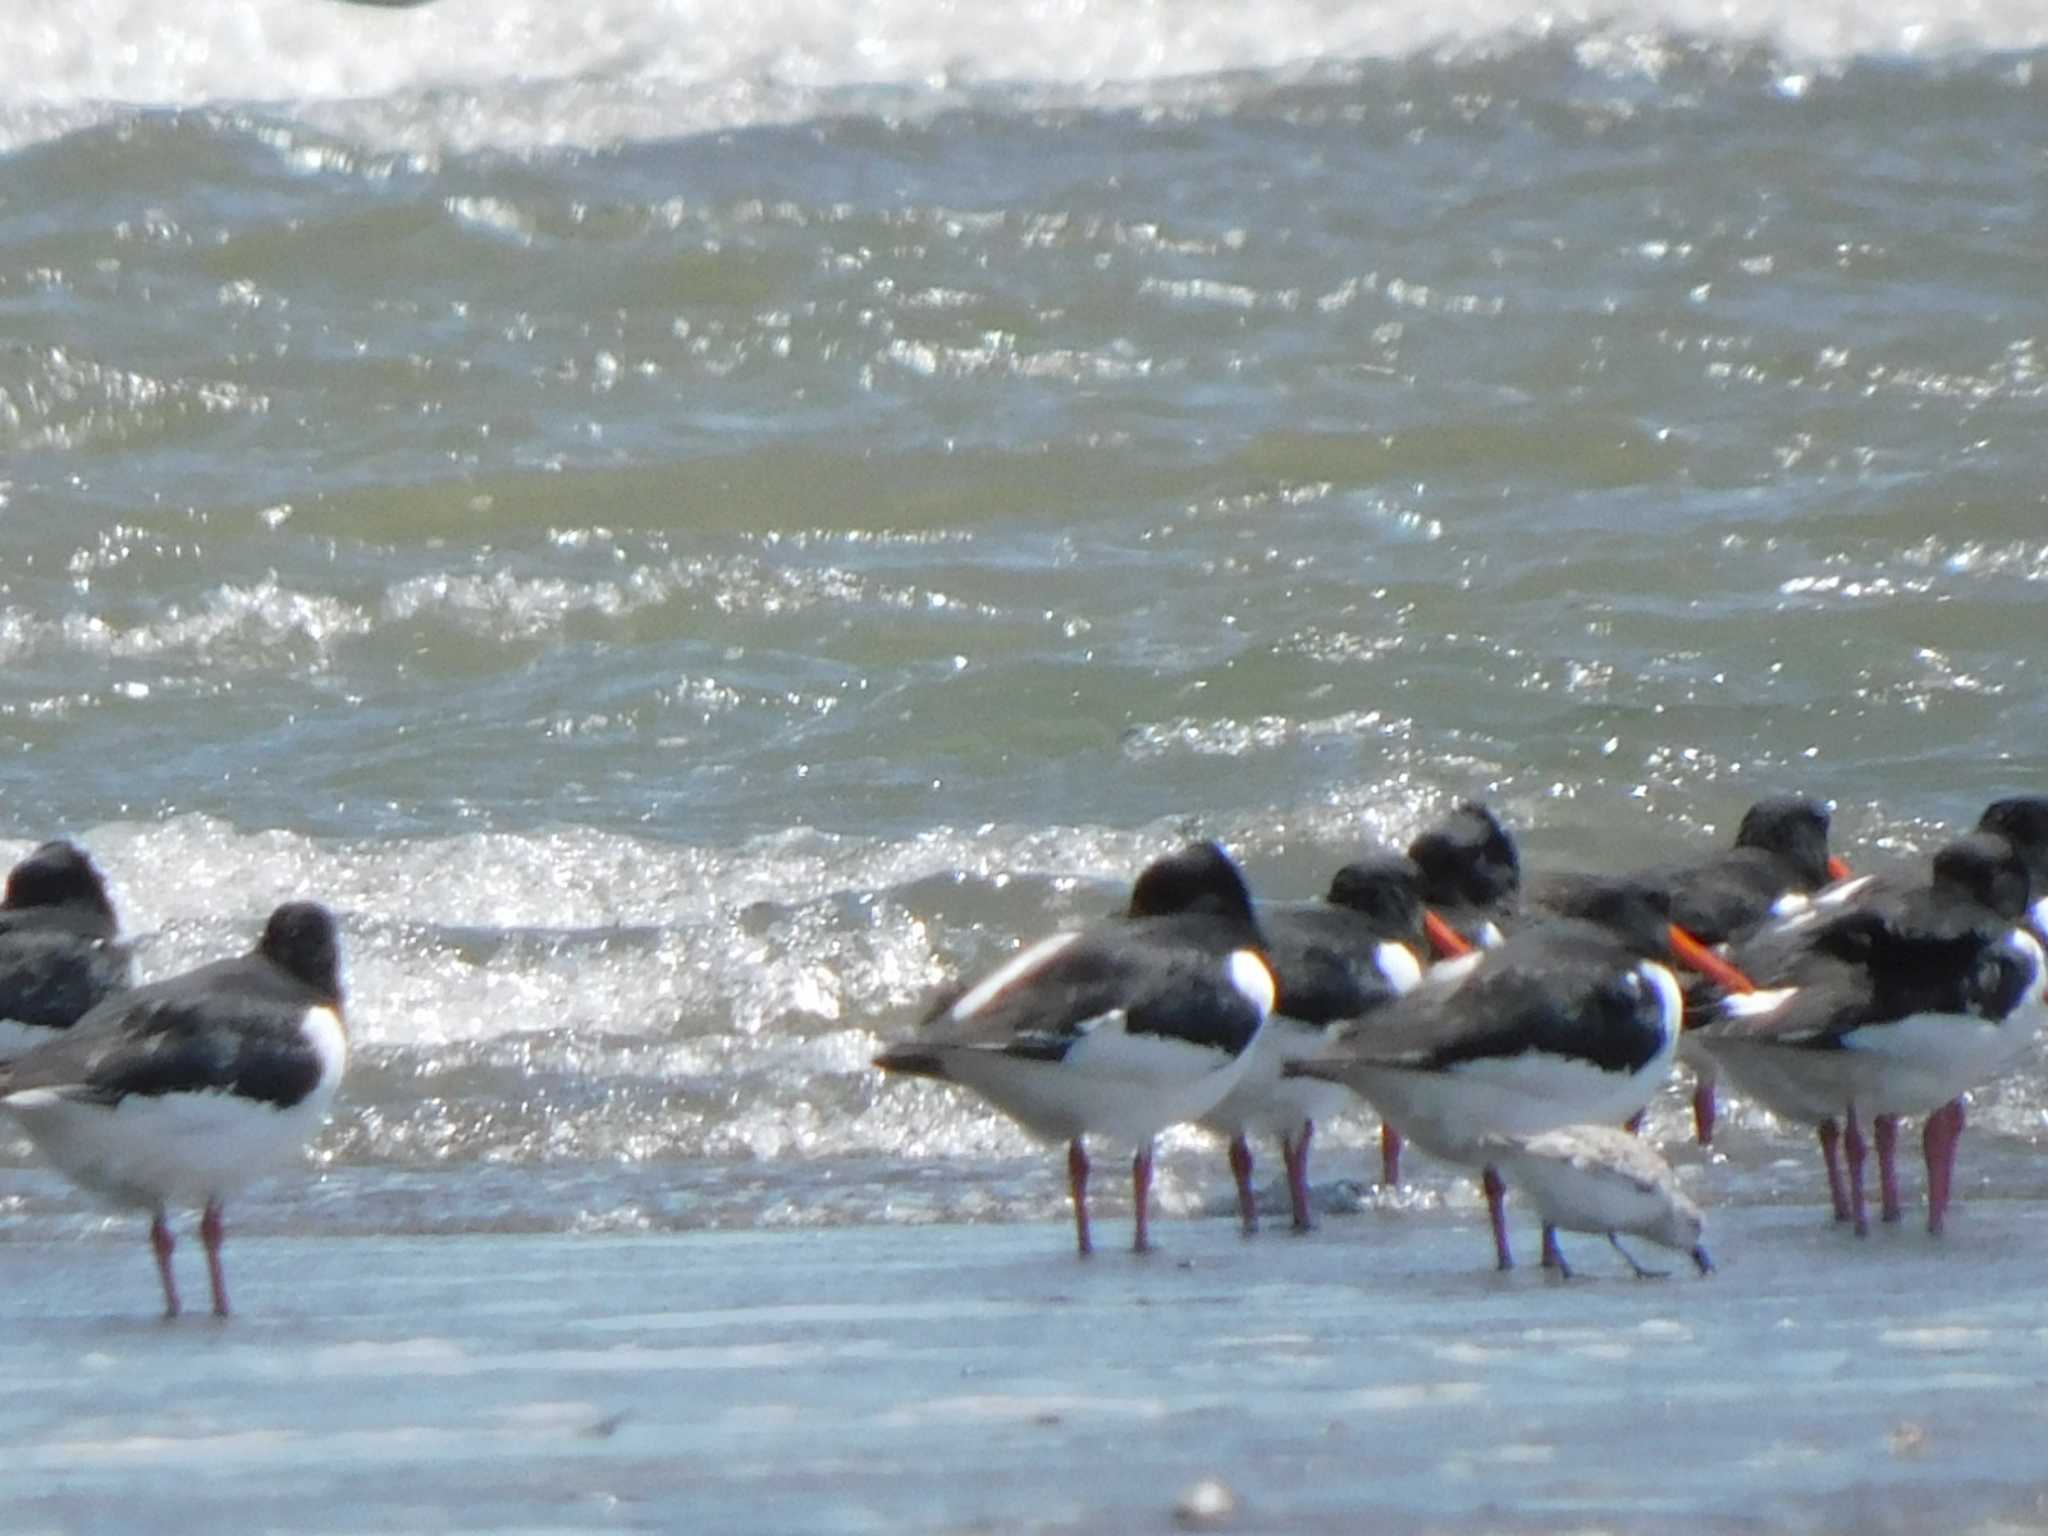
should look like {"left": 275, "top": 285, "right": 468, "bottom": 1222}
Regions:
{"left": 1528, "top": 795, "right": 1847, "bottom": 1143}
{"left": 1693, "top": 841, "right": 2046, "bottom": 1236}
{"left": 1198, "top": 852, "right": 1426, "bottom": 1233}
{"left": 0, "top": 841, "right": 132, "bottom": 1059}
{"left": 0, "top": 902, "right": 348, "bottom": 1318}
{"left": 1290, "top": 883, "right": 1686, "bottom": 1269}
{"left": 1975, "top": 795, "right": 2048, "bottom": 936}
{"left": 874, "top": 842, "right": 1275, "bottom": 1256}
{"left": 1406, "top": 801, "right": 1520, "bottom": 956}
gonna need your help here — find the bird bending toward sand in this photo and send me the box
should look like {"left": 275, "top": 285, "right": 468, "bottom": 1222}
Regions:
{"left": 1486, "top": 1123, "right": 1713, "bottom": 1280}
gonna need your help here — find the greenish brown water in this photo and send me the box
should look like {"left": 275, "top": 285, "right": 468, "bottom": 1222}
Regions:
{"left": 2, "top": 2, "right": 2045, "bottom": 1234}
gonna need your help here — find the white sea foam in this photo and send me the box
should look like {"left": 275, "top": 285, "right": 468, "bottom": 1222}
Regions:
{"left": 0, "top": 582, "right": 370, "bottom": 672}
{"left": 0, "top": 815, "right": 1162, "bottom": 1052}
{"left": 0, "top": 794, "right": 2023, "bottom": 1183}
{"left": 0, "top": 0, "right": 2039, "bottom": 153}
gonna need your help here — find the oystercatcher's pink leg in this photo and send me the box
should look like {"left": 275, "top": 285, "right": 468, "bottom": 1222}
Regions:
{"left": 1691, "top": 1072, "right": 1718, "bottom": 1147}
{"left": 149, "top": 1212, "right": 181, "bottom": 1320}
{"left": 1924, "top": 1097, "right": 1966, "bottom": 1236}
{"left": 201, "top": 1200, "right": 231, "bottom": 1319}
{"left": 1227, "top": 1134, "right": 1258, "bottom": 1236}
{"left": 1483, "top": 1164, "right": 1513, "bottom": 1270}
{"left": 1874, "top": 1114, "right": 1903, "bottom": 1224}
{"left": 1817, "top": 1119, "right": 1850, "bottom": 1223}
{"left": 1283, "top": 1121, "right": 1315, "bottom": 1233}
{"left": 1843, "top": 1108, "right": 1869, "bottom": 1237}
{"left": 1068, "top": 1138, "right": 1092, "bottom": 1257}
{"left": 1541, "top": 1223, "right": 1570, "bottom": 1276}
{"left": 1131, "top": 1143, "right": 1155, "bottom": 1254}
{"left": 1380, "top": 1123, "right": 1403, "bottom": 1187}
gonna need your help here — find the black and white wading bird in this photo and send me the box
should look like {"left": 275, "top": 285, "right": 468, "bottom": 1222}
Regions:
{"left": 1520, "top": 795, "right": 1848, "bottom": 1145}
{"left": 1528, "top": 795, "right": 1847, "bottom": 947}
{"left": 0, "top": 902, "right": 348, "bottom": 1318}
{"left": 1197, "top": 852, "right": 1426, "bottom": 1233}
{"left": 1724, "top": 799, "right": 2048, "bottom": 1223}
{"left": 1692, "top": 832, "right": 2048, "bottom": 1236}
{"left": 0, "top": 841, "right": 133, "bottom": 1060}
{"left": 1407, "top": 801, "right": 1522, "bottom": 956}
{"left": 873, "top": 842, "right": 1275, "bottom": 1256}
{"left": 1375, "top": 801, "right": 1527, "bottom": 1189}
{"left": 1290, "top": 883, "right": 1692, "bottom": 1270}
{"left": 1973, "top": 795, "right": 2048, "bottom": 937}
{"left": 1388, "top": 800, "right": 1765, "bottom": 1184}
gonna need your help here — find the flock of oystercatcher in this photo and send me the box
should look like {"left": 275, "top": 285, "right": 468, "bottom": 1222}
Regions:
{"left": 0, "top": 793, "right": 2042, "bottom": 1317}
{"left": 875, "top": 795, "right": 2048, "bottom": 1279}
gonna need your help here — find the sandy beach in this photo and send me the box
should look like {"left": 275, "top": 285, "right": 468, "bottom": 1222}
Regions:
{"left": 4, "top": 1194, "right": 2046, "bottom": 1534}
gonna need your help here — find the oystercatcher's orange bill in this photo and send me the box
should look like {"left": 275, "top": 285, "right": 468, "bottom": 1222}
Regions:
{"left": 1423, "top": 908, "right": 1475, "bottom": 959}
{"left": 1666, "top": 922, "right": 1756, "bottom": 994}
{"left": 1826, "top": 855, "right": 1853, "bottom": 882}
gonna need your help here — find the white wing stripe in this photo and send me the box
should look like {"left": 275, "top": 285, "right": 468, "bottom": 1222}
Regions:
{"left": 946, "top": 930, "right": 1085, "bottom": 1020}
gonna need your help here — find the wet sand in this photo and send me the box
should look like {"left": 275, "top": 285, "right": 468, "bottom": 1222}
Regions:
{"left": 3, "top": 1199, "right": 2047, "bottom": 1534}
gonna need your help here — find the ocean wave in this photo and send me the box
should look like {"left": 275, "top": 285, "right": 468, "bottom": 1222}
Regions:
{"left": 0, "top": 0, "right": 2040, "bottom": 153}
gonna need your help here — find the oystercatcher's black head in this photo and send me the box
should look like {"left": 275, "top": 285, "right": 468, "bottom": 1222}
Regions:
{"left": 3, "top": 840, "right": 116, "bottom": 920}
{"left": 259, "top": 901, "right": 345, "bottom": 1009}
{"left": 1325, "top": 853, "right": 1427, "bottom": 940}
{"left": 1976, "top": 796, "right": 2048, "bottom": 886}
{"left": 1407, "top": 801, "right": 1520, "bottom": 909}
{"left": 1734, "top": 796, "right": 1834, "bottom": 888}
{"left": 1125, "top": 841, "right": 1257, "bottom": 928}
{"left": 1929, "top": 831, "right": 2031, "bottom": 923}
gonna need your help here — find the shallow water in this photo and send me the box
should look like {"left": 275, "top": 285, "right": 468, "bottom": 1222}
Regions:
{"left": 2, "top": 0, "right": 2046, "bottom": 1230}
